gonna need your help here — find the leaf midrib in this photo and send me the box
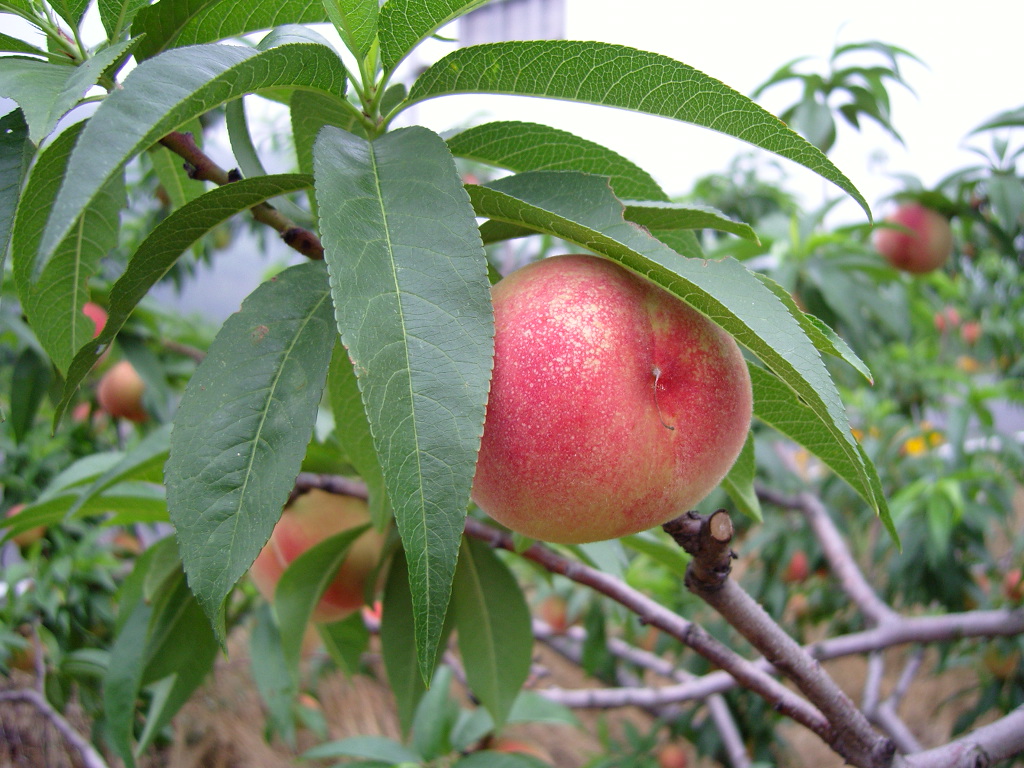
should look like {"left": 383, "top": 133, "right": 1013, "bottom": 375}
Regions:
{"left": 367, "top": 139, "right": 431, "bottom": 635}
{"left": 221, "top": 288, "right": 330, "bottom": 563}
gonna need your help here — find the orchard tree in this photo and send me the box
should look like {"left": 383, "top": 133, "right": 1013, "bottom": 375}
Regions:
{"left": 1, "top": 2, "right": 1022, "bottom": 768}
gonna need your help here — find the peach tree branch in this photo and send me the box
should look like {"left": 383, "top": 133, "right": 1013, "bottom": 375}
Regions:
{"left": 663, "top": 509, "right": 895, "bottom": 768}
{"left": 533, "top": 619, "right": 752, "bottom": 768}
{"left": 461, "top": 516, "right": 834, "bottom": 744}
{"left": 756, "top": 486, "right": 897, "bottom": 625}
{"left": 158, "top": 131, "right": 324, "bottom": 260}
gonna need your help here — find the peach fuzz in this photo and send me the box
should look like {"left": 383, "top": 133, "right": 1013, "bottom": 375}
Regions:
{"left": 472, "top": 254, "right": 752, "bottom": 544}
{"left": 250, "top": 490, "right": 386, "bottom": 623}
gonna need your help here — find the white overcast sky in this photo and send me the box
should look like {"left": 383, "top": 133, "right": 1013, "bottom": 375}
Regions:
{"left": 412, "top": 0, "right": 1023, "bottom": 224}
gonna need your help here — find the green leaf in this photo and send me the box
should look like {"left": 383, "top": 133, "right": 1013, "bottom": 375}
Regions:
{"left": 166, "top": 261, "right": 336, "bottom": 639}
{"left": 37, "top": 42, "right": 347, "bottom": 271}
{"left": 749, "top": 364, "right": 894, "bottom": 541}
{"left": 0, "top": 109, "right": 31, "bottom": 279}
{"left": 250, "top": 603, "right": 298, "bottom": 746}
{"left": 313, "top": 125, "right": 492, "bottom": 684}
{"left": 971, "top": 105, "right": 1024, "bottom": 134}
{"left": 455, "top": 752, "right": 551, "bottom": 768}
{"left": 407, "top": 41, "right": 869, "bottom": 218}
{"left": 10, "top": 121, "right": 125, "bottom": 375}
{"left": 380, "top": 551, "right": 452, "bottom": 736}
{"left": 0, "top": 43, "right": 131, "bottom": 143}
{"left": 411, "top": 666, "right": 459, "bottom": 760}
{"left": 317, "top": 612, "right": 370, "bottom": 675}
{"left": 9, "top": 348, "right": 52, "bottom": 442}
{"left": 620, "top": 531, "right": 690, "bottom": 575}
{"left": 274, "top": 525, "right": 368, "bottom": 677}
{"left": 103, "top": 598, "right": 152, "bottom": 768}
{"left": 720, "top": 432, "right": 761, "bottom": 523}
{"left": 446, "top": 120, "right": 665, "bottom": 201}
{"left": 452, "top": 537, "right": 532, "bottom": 730}
{"left": 148, "top": 144, "right": 204, "bottom": 211}
{"left": 64, "top": 424, "right": 171, "bottom": 520}
{"left": 54, "top": 174, "right": 313, "bottom": 423}
{"left": 327, "top": 343, "right": 390, "bottom": 528}
{"left": 467, "top": 170, "right": 883, "bottom": 524}
{"left": 324, "top": 0, "right": 378, "bottom": 60}
{"left": 302, "top": 735, "right": 422, "bottom": 763}
{"left": 623, "top": 201, "right": 758, "bottom": 242}
{"left": 98, "top": 0, "right": 150, "bottom": 39}
{"left": 378, "top": 0, "right": 487, "bottom": 72}
{"left": 290, "top": 89, "right": 362, "bottom": 216}
{"left": 131, "top": 0, "right": 331, "bottom": 60}
{"left": 753, "top": 272, "right": 872, "bottom": 383}
{"left": 51, "top": 0, "right": 89, "bottom": 25}
{"left": 135, "top": 577, "right": 219, "bottom": 755}
{"left": 0, "top": 32, "right": 47, "bottom": 56}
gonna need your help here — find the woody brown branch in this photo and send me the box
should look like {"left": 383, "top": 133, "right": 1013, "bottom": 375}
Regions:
{"left": 663, "top": 508, "right": 895, "bottom": 768}
{"left": 157, "top": 131, "right": 324, "bottom": 260}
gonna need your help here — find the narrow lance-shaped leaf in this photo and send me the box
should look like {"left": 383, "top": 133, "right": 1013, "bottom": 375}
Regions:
{"left": 748, "top": 364, "right": 894, "bottom": 541}
{"left": 98, "top": 0, "right": 150, "bottom": 40}
{"left": 446, "top": 120, "right": 666, "bottom": 201}
{"left": 37, "top": 42, "right": 347, "bottom": 274}
{"left": 0, "top": 109, "right": 32, "bottom": 284}
{"left": 327, "top": 344, "right": 390, "bottom": 529}
{"left": 313, "top": 125, "right": 493, "bottom": 683}
{"left": 131, "top": 0, "right": 331, "bottom": 59}
{"left": 466, "top": 171, "right": 888, "bottom": 529}
{"left": 452, "top": 536, "right": 532, "bottom": 730}
{"left": 0, "top": 42, "right": 131, "bottom": 143}
{"left": 274, "top": 525, "right": 368, "bottom": 677}
{"left": 378, "top": 0, "right": 488, "bottom": 73}
{"left": 407, "top": 41, "right": 870, "bottom": 218}
{"left": 0, "top": 32, "right": 48, "bottom": 56}
{"left": 622, "top": 201, "right": 758, "bottom": 243}
{"left": 721, "top": 432, "right": 761, "bottom": 523}
{"left": 10, "top": 121, "right": 125, "bottom": 375}
{"left": 165, "top": 261, "right": 336, "bottom": 637}
{"left": 55, "top": 174, "right": 314, "bottom": 424}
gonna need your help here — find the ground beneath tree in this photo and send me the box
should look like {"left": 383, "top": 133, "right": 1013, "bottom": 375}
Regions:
{"left": 0, "top": 634, "right": 988, "bottom": 768}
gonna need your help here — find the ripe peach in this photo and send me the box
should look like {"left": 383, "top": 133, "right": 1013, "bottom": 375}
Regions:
{"left": 250, "top": 490, "right": 386, "bottom": 623}
{"left": 782, "top": 550, "right": 810, "bottom": 584}
{"left": 1004, "top": 569, "right": 1024, "bottom": 603}
{"left": 5, "top": 504, "right": 45, "bottom": 549}
{"left": 960, "top": 320, "right": 982, "bottom": 346}
{"left": 933, "top": 307, "right": 960, "bottom": 333}
{"left": 657, "top": 742, "right": 689, "bottom": 768}
{"left": 472, "top": 255, "right": 752, "bottom": 544}
{"left": 97, "top": 361, "right": 148, "bottom": 423}
{"left": 537, "top": 595, "right": 571, "bottom": 634}
{"left": 82, "top": 302, "right": 107, "bottom": 337}
{"left": 874, "top": 203, "right": 952, "bottom": 274}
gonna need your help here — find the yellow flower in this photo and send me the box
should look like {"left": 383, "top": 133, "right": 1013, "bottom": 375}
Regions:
{"left": 902, "top": 436, "right": 928, "bottom": 456}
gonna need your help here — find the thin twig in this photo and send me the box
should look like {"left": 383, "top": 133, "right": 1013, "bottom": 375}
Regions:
{"left": 158, "top": 131, "right": 324, "bottom": 260}
{"left": 0, "top": 689, "right": 110, "bottom": 768}
{"left": 896, "top": 705, "right": 1024, "bottom": 768}
{"left": 756, "top": 486, "right": 897, "bottom": 626}
{"left": 534, "top": 620, "right": 752, "bottom": 768}
{"left": 462, "top": 517, "right": 834, "bottom": 744}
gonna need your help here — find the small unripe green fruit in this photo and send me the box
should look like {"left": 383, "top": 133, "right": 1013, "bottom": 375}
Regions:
{"left": 874, "top": 203, "right": 952, "bottom": 274}
{"left": 472, "top": 254, "right": 752, "bottom": 544}
{"left": 97, "top": 361, "right": 148, "bottom": 423}
{"left": 250, "top": 490, "right": 386, "bottom": 623}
